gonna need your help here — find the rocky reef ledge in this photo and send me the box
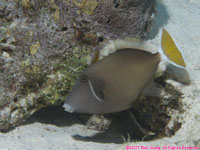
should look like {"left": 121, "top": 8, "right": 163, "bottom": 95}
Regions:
{"left": 0, "top": 0, "right": 156, "bottom": 131}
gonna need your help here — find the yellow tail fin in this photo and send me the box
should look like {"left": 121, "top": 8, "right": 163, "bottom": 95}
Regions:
{"left": 161, "top": 28, "right": 186, "bottom": 68}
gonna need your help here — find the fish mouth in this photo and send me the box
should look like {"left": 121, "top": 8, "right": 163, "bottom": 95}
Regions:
{"left": 63, "top": 103, "right": 75, "bottom": 113}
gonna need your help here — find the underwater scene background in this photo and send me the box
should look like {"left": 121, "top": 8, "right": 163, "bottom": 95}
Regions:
{"left": 0, "top": 0, "right": 200, "bottom": 149}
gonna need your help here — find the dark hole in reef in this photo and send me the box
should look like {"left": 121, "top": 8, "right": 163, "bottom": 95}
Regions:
{"left": 114, "top": 3, "right": 119, "bottom": 8}
{"left": 13, "top": 97, "right": 18, "bottom": 103}
{"left": 106, "top": 19, "right": 111, "bottom": 24}
{"left": 2, "top": 48, "right": 13, "bottom": 55}
{"left": 0, "top": 6, "right": 9, "bottom": 18}
{"left": 1, "top": 38, "right": 7, "bottom": 43}
{"left": 61, "top": 27, "right": 68, "bottom": 31}
{"left": 16, "top": 15, "right": 19, "bottom": 19}
{"left": 98, "top": 37, "right": 104, "bottom": 42}
{"left": 154, "top": 75, "right": 167, "bottom": 87}
{"left": 113, "top": 0, "right": 119, "bottom": 8}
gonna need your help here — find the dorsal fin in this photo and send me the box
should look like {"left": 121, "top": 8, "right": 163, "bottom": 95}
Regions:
{"left": 99, "top": 38, "right": 157, "bottom": 60}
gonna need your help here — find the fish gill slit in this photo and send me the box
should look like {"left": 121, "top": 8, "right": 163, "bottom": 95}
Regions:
{"left": 88, "top": 80, "right": 104, "bottom": 102}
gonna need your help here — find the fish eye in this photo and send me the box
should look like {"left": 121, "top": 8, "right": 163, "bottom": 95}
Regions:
{"left": 80, "top": 74, "right": 88, "bottom": 83}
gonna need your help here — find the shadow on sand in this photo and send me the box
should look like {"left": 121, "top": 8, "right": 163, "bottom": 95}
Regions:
{"left": 21, "top": 69, "right": 186, "bottom": 144}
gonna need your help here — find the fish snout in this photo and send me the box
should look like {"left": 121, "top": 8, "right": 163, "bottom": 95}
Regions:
{"left": 63, "top": 103, "right": 75, "bottom": 113}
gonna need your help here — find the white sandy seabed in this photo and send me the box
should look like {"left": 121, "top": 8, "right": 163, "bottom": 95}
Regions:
{"left": 0, "top": 0, "right": 200, "bottom": 150}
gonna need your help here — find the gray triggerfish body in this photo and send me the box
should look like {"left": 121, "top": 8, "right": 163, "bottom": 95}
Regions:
{"left": 63, "top": 29, "right": 186, "bottom": 114}
{"left": 64, "top": 49, "right": 161, "bottom": 114}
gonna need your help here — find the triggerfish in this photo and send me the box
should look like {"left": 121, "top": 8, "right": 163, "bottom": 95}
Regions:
{"left": 63, "top": 28, "right": 186, "bottom": 114}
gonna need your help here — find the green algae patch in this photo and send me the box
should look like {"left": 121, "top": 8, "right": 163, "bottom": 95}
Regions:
{"left": 50, "top": 0, "right": 60, "bottom": 22}
{"left": 39, "top": 46, "right": 90, "bottom": 105}
{"left": 19, "top": 68, "right": 47, "bottom": 97}
{"left": 30, "top": 42, "right": 40, "bottom": 56}
{"left": 6, "top": 46, "right": 91, "bottom": 128}
{"left": 21, "top": 0, "right": 30, "bottom": 9}
{"left": 73, "top": 0, "right": 98, "bottom": 15}
{"left": 17, "top": 45, "right": 90, "bottom": 107}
